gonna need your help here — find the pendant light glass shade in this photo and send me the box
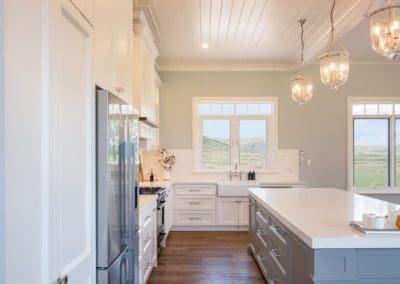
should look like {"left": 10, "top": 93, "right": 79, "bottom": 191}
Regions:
{"left": 319, "top": 50, "right": 350, "bottom": 90}
{"left": 291, "top": 76, "right": 313, "bottom": 106}
{"left": 369, "top": 5, "right": 400, "bottom": 61}
{"left": 291, "top": 19, "right": 313, "bottom": 106}
{"left": 319, "top": 0, "right": 350, "bottom": 90}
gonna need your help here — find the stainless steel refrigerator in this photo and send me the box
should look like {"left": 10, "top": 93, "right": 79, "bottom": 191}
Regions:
{"left": 96, "top": 90, "right": 139, "bottom": 284}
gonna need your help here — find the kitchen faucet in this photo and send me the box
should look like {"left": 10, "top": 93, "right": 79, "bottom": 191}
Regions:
{"left": 230, "top": 163, "right": 242, "bottom": 180}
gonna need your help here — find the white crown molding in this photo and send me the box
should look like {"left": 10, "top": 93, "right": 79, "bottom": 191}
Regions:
{"left": 133, "top": 10, "right": 159, "bottom": 58}
{"left": 157, "top": 63, "right": 295, "bottom": 72}
{"left": 135, "top": 0, "right": 162, "bottom": 43}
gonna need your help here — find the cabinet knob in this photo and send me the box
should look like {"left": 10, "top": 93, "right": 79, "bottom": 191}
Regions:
{"left": 56, "top": 275, "right": 68, "bottom": 284}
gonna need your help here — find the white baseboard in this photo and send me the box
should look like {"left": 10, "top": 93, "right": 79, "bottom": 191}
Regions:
{"left": 171, "top": 225, "right": 249, "bottom": 231}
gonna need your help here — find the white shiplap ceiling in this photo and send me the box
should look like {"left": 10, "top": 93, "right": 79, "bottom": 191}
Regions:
{"left": 139, "top": 0, "right": 384, "bottom": 70}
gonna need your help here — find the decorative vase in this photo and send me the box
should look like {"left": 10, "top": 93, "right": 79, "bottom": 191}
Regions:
{"left": 163, "top": 170, "right": 171, "bottom": 181}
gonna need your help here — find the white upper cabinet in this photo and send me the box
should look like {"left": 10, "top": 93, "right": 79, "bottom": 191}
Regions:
{"left": 93, "top": 0, "right": 133, "bottom": 103}
{"left": 93, "top": 0, "right": 113, "bottom": 92}
{"left": 133, "top": 11, "right": 161, "bottom": 149}
{"left": 133, "top": 11, "right": 160, "bottom": 122}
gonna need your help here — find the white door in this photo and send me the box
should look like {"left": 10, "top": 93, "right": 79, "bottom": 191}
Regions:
{"left": 217, "top": 198, "right": 238, "bottom": 226}
{"left": 48, "top": 0, "right": 95, "bottom": 282}
{"left": 238, "top": 200, "right": 249, "bottom": 226}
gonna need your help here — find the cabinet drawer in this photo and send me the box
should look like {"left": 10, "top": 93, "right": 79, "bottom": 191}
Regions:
{"left": 174, "top": 211, "right": 215, "bottom": 226}
{"left": 256, "top": 226, "right": 268, "bottom": 251}
{"left": 139, "top": 206, "right": 154, "bottom": 228}
{"left": 139, "top": 216, "right": 153, "bottom": 261}
{"left": 139, "top": 248, "right": 153, "bottom": 284}
{"left": 175, "top": 196, "right": 215, "bottom": 211}
{"left": 268, "top": 253, "right": 288, "bottom": 284}
{"left": 256, "top": 208, "right": 269, "bottom": 228}
{"left": 174, "top": 184, "right": 217, "bottom": 196}
{"left": 268, "top": 234, "right": 288, "bottom": 278}
{"left": 269, "top": 217, "right": 289, "bottom": 248}
{"left": 254, "top": 252, "right": 270, "bottom": 279}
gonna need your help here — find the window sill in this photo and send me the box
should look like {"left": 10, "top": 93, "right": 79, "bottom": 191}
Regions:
{"left": 354, "top": 188, "right": 400, "bottom": 195}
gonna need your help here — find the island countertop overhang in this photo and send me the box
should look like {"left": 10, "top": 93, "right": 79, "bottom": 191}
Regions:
{"left": 249, "top": 187, "right": 400, "bottom": 249}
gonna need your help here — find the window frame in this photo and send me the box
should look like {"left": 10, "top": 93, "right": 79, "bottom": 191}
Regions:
{"left": 193, "top": 97, "right": 278, "bottom": 172}
{"left": 348, "top": 97, "right": 400, "bottom": 193}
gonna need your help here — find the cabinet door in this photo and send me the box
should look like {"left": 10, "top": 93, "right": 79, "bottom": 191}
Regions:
{"left": 217, "top": 199, "right": 238, "bottom": 226}
{"left": 112, "top": 0, "right": 132, "bottom": 102}
{"left": 141, "top": 46, "right": 155, "bottom": 120}
{"left": 49, "top": 1, "right": 95, "bottom": 282}
{"left": 165, "top": 187, "right": 174, "bottom": 235}
{"left": 239, "top": 200, "right": 249, "bottom": 226}
{"left": 93, "top": 0, "right": 113, "bottom": 91}
{"left": 152, "top": 205, "right": 157, "bottom": 265}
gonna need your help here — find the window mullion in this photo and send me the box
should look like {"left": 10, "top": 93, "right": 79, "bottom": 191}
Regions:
{"left": 231, "top": 116, "right": 238, "bottom": 169}
{"left": 390, "top": 117, "right": 396, "bottom": 187}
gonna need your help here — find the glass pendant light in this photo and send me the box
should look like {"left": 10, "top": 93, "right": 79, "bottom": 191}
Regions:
{"left": 369, "top": 1, "right": 400, "bottom": 61}
{"left": 319, "top": 0, "right": 350, "bottom": 90}
{"left": 291, "top": 19, "right": 313, "bottom": 106}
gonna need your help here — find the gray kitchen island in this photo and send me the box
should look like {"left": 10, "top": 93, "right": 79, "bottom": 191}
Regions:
{"left": 249, "top": 187, "right": 400, "bottom": 284}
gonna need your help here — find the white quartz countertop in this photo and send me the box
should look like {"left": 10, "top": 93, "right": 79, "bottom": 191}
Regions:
{"left": 249, "top": 187, "right": 400, "bottom": 249}
{"left": 139, "top": 195, "right": 157, "bottom": 211}
{"left": 139, "top": 181, "right": 172, "bottom": 188}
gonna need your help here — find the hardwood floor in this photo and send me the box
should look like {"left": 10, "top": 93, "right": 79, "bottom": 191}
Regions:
{"left": 148, "top": 231, "right": 265, "bottom": 284}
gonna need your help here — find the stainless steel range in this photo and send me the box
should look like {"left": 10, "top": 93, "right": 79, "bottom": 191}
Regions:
{"left": 139, "top": 186, "right": 167, "bottom": 258}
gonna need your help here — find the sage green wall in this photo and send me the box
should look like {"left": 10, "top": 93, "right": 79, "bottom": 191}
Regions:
{"left": 159, "top": 64, "right": 400, "bottom": 189}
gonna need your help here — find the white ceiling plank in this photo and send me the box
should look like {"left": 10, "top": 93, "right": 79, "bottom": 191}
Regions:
{"left": 144, "top": 0, "right": 397, "bottom": 70}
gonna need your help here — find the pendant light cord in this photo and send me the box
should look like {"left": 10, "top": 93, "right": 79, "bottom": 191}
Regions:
{"left": 329, "top": 0, "right": 336, "bottom": 53}
{"left": 299, "top": 19, "right": 306, "bottom": 69}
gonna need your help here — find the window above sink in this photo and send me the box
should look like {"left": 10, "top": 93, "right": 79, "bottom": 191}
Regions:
{"left": 192, "top": 97, "right": 278, "bottom": 172}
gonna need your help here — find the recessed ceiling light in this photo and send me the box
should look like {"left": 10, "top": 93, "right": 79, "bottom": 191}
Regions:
{"left": 202, "top": 42, "right": 209, "bottom": 49}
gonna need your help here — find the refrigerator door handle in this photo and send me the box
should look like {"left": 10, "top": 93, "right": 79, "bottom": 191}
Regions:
{"left": 119, "top": 143, "right": 127, "bottom": 246}
{"left": 120, "top": 256, "right": 126, "bottom": 284}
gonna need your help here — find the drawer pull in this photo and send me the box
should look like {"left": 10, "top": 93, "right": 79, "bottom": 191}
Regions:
{"left": 268, "top": 279, "right": 278, "bottom": 284}
{"left": 188, "top": 202, "right": 202, "bottom": 205}
{"left": 257, "top": 229, "right": 266, "bottom": 236}
{"left": 256, "top": 211, "right": 268, "bottom": 225}
{"left": 189, "top": 189, "right": 202, "bottom": 192}
{"left": 271, "top": 249, "right": 282, "bottom": 257}
{"left": 257, "top": 254, "right": 266, "bottom": 261}
{"left": 270, "top": 224, "right": 287, "bottom": 245}
{"left": 188, "top": 217, "right": 202, "bottom": 220}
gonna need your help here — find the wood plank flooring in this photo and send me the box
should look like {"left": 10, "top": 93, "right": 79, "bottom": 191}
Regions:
{"left": 148, "top": 231, "right": 265, "bottom": 284}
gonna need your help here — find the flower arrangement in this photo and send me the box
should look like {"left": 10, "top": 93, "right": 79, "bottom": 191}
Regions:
{"left": 157, "top": 149, "right": 175, "bottom": 171}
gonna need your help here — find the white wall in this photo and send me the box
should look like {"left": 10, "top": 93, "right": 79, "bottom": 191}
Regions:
{"left": 4, "top": 0, "right": 44, "bottom": 282}
{"left": 0, "top": 0, "right": 5, "bottom": 281}
{"left": 159, "top": 64, "right": 400, "bottom": 189}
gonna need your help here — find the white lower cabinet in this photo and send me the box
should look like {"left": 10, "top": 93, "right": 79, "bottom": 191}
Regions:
{"left": 173, "top": 184, "right": 217, "bottom": 227}
{"left": 175, "top": 211, "right": 215, "bottom": 226}
{"left": 217, "top": 199, "right": 238, "bottom": 225}
{"left": 138, "top": 199, "right": 157, "bottom": 284}
{"left": 165, "top": 186, "right": 174, "bottom": 237}
{"left": 238, "top": 200, "right": 249, "bottom": 226}
{"left": 217, "top": 198, "right": 249, "bottom": 227}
